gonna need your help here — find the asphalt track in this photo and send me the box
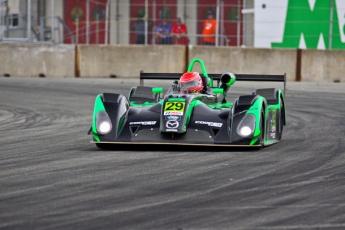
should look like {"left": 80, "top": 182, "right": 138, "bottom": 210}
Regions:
{"left": 1, "top": 77, "right": 345, "bottom": 230}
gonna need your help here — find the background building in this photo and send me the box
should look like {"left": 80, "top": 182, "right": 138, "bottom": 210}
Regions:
{"left": 1, "top": 0, "right": 344, "bottom": 49}
{"left": 0, "top": 0, "right": 251, "bottom": 46}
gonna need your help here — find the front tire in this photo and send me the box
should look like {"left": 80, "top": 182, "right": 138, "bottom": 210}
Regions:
{"left": 96, "top": 143, "right": 112, "bottom": 150}
{"left": 277, "top": 102, "right": 284, "bottom": 140}
{"left": 255, "top": 110, "right": 265, "bottom": 149}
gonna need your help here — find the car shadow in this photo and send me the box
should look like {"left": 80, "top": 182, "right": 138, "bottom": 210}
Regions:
{"left": 92, "top": 144, "right": 262, "bottom": 152}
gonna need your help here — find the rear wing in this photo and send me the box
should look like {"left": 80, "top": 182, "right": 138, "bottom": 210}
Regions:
{"left": 140, "top": 72, "right": 286, "bottom": 96}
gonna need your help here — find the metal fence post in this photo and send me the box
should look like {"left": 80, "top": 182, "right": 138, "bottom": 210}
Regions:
{"left": 145, "top": 0, "right": 148, "bottom": 45}
{"left": 76, "top": 18, "right": 79, "bottom": 44}
{"left": 216, "top": 0, "right": 220, "bottom": 46}
{"left": 0, "top": 0, "right": 4, "bottom": 41}
{"left": 329, "top": 0, "right": 333, "bottom": 50}
{"left": 50, "top": 0, "right": 54, "bottom": 42}
{"left": 28, "top": 0, "right": 31, "bottom": 42}
{"left": 105, "top": 0, "right": 110, "bottom": 44}
{"left": 237, "top": 0, "right": 240, "bottom": 46}
{"left": 86, "top": 0, "right": 90, "bottom": 44}
{"left": 153, "top": 0, "right": 156, "bottom": 44}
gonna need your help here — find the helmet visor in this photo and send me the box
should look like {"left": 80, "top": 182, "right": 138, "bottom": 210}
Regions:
{"left": 180, "top": 80, "right": 200, "bottom": 91}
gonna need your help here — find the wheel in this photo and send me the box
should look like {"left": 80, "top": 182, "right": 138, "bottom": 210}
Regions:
{"left": 277, "top": 102, "right": 284, "bottom": 140}
{"left": 96, "top": 143, "right": 112, "bottom": 150}
{"left": 255, "top": 110, "right": 265, "bottom": 150}
{"left": 260, "top": 111, "right": 265, "bottom": 147}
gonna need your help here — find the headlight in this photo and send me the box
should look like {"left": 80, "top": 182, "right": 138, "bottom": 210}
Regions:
{"left": 96, "top": 111, "right": 112, "bottom": 134}
{"left": 237, "top": 114, "right": 255, "bottom": 137}
{"left": 239, "top": 126, "right": 252, "bottom": 136}
{"left": 98, "top": 121, "right": 111, "bottom": 134}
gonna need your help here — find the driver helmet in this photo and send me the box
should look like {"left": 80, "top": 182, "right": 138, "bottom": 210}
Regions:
{"left": 179, "top": 72, "right": 204, "bottom": 93}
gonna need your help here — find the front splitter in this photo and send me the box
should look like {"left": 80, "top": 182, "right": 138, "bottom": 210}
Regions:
{"left": 90, "top": 141, "right": 261, "bottom": 147}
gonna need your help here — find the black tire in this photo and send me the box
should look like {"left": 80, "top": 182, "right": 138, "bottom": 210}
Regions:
{"left": 255, "top": 110, "right": 265, "bottom": 150}
{"left": 96, "top": 143, "right": 112, "bottom": 150}
{"left": 260, "top": 111, "right": 265, "bottom": 147}
{"left": 277, "top": 102, "right": 284, "bottom": 140}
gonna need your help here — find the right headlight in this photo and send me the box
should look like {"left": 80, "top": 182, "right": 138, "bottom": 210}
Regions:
{"left": 236, "top": 114, "right": 256, "bottom": 137}
{"left": 96, "top": 111, "right": 112, "bottom": 134}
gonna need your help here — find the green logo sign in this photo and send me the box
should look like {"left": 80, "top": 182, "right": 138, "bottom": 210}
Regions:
{"left": 272, "top": 0, "right": 345, "bottom": 49}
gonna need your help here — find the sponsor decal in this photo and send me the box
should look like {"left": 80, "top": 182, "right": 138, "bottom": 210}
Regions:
{"left": 164, "top": 111, "right": 183, "bottom": 115}
{"left": 195, "top": 121, "right": 223, "bottom": 127}
{"left": 164, "top": 102, "right": 185, "bottom": 115}
{"left": 166, "top": 120, "right": 179, "bottom": 129}
{"left": 270, "top": 110, "right": 276, "bottom": 132}
{"left": 165, "top": 115, "right": 181, "bottom": 121}
{"left": 166, "top": 129, "right": 178, "bottom": 132}
{"left": 129, "top": 121, "right": 157, "bottom": 125}
{"left": 255, "top": 0, "right": 345, "bottom": 49}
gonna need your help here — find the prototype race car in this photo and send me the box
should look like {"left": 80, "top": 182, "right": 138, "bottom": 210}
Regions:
{"left": 88, "top": 58, "right": 286, "bottom": 149}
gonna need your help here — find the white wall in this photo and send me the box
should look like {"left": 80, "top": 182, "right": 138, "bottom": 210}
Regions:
{"left": 254, "top": 0, "right": 288, "bottom": 48}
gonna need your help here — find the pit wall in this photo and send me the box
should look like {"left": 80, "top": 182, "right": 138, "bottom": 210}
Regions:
{"left": 77, "top": 45, "right": 186, "bottom": 78}
{"left": 188, "top": 46, "right": 297, "bottom": 82}
{"left": 0, "top": 44, "right": 75, "bottom": 78}
{"left": 1, "top": 44, "right": 345, "bottom": 82}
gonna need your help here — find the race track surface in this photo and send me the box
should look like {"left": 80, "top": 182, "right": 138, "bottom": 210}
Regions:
{"left": 1, "top": 77, "right": 345, "bottom": 230}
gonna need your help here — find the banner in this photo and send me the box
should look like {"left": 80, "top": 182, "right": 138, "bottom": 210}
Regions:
{"left": 254, "top": 0, "right": 345, "bottom": 49}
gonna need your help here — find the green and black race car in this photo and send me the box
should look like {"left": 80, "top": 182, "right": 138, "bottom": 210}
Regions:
{"left": 88, "top": 58, "right": 286, "bottom": 149}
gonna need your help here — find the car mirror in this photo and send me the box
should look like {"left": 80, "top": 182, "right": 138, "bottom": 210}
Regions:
{"left": 152, "top": 87, "right": 163, "bottom": 94}
{"left": 213, "top": 88, "right": 224, "bottom": 94}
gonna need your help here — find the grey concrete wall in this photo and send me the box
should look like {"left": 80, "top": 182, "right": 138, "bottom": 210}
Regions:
{"left": 301, "top": 49, "right": 345, "bottom": 82}
{"left": 189, "top": 46, "right": 296, "bottom": 81}
{"left": 78, "top": 45, "right": 186, "bottom": 78}
{"left": 0, "top": 44, "right": 75, "bottom": 77}
{"left": 1, "top": 44, "right": 345, "bottom": 82}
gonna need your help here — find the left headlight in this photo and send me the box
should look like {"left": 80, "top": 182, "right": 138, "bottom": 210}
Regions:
{"left": 96, "top": 111, "right": 112, "bottom": 134}
{"left": 236, "top": 114, "right": 255, "bottom": 137}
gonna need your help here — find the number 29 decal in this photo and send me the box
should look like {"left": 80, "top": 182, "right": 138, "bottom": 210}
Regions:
{"left": 164, "top": 102, "right": 185, "bottom": 115}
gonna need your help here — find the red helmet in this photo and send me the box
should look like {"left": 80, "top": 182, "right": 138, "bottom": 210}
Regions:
{"left": 179, "top": 72, "right": 203, "bottom": 93}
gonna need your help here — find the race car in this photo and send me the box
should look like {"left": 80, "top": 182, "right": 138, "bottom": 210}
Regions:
{"left": 88, "top": 58, "right": 286, "bottom": 149}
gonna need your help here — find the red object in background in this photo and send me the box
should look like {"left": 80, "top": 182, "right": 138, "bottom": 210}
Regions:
{"left": 64, "top": 0, "right": 107, "bottom": 44}
{"left": 130, "top": 0, "right": 177, "bottom": 44}
{"left": 171, "top": 22, "right": 189, "bottom": 45}
{"left": 197, "top": 0, "right": 243, "bottom": 46}
{"left": 202, "top": 18, "right": 217, "bottom": 44}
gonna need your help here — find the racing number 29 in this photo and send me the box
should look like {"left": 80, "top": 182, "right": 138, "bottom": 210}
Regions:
{"left": 164, "top": 102, "right": 185, "bottom": 112}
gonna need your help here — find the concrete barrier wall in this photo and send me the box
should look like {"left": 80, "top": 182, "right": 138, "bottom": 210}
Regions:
{"left": 0, "top": 44, "right": 75, "bottom": 78}
{"left": 302, "top": 49, "right": 345, "bottom": 82}
{"left": 189, "top": 46, "right": 297, "bottom": 82}
{"left": 1, "top": 44, "right": 345, "bottom": 82}
{"left": 78, "top": 45, "right": 186, "bottom": 78}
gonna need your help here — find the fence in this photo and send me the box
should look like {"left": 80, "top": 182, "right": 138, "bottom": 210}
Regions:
{"left": 126, "top": 0, "right": 243, "bottom": 46}
{"left": 61, "top": 0, "right": 245, "bottom": 46}
{"left": 0, "top": 0, "right": 247, "bottom": 46}
{"left": 0, "top": 0, "right": 34, "bottom": 43}
{"left": 1, "top": 0, "right": 342, "bottom": 49}
{"left": 0, "top": 0, "right": 74, "bottom": 44}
